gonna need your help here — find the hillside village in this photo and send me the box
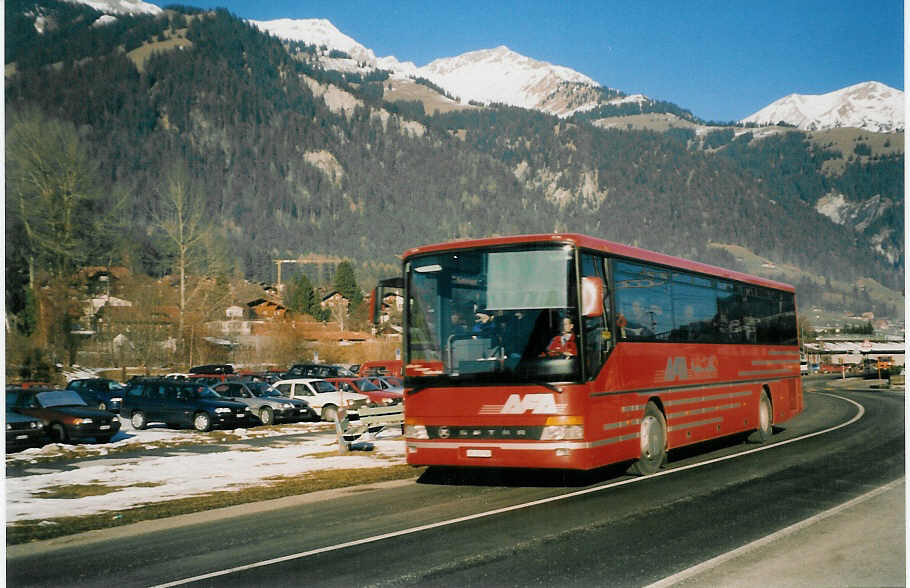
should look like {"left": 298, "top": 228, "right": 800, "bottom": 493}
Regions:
{"left": 11, "top": 263, "right": 403, "bottom": 384}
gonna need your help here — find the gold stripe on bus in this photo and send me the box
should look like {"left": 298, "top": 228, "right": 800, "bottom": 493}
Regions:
{"left": 591, "top": 432, "right": 640, "bottom": 447}
{"left": 767, "top": 350, "right": 800, "bottom": 357}
{"left": 667, "top": 402, "right": 741, "bottom": 420}
{"left": 665, "top": 390, "right": 753, "bottom": 407}
{"left": 621, "top": 404, "right": 646, "bottom": 413}
{"left": 667, "top": 416, "right": 723, "bottom": 432}
{"left": 603, "top": 418, "right": 641, "bottom": 431}
{"left": 750, "top": 359, "right": 799, "bottom": 366}
{"left": 591, "top": 375, "right": 799, "bottom": 399}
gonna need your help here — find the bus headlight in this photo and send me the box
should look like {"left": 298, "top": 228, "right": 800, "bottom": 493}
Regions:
{"left": 540, "top": 416, "right": 584, "bottom": 440}
{"left": 404, "top": 422, "right": 429, "bottom": 439}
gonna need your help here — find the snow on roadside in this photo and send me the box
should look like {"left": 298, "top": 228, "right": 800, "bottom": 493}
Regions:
{"left": 6, "top": 421, "right": 407, "bottom": 523}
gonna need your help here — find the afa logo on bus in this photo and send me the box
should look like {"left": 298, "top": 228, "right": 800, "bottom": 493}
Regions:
{"left": 662, "top": 355, "right": 719, "bottom": 382}
{"left": 499, "top": 393, "right": 563, "bottom": 414}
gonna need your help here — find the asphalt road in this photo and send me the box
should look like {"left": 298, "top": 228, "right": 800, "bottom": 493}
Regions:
{"left": 8, "top": 378, "right": 904, "bottom": 587}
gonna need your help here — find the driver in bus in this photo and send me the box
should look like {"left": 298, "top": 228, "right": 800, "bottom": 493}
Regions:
{"left": 541, "top": 317, "right": 578, "bottom": 358}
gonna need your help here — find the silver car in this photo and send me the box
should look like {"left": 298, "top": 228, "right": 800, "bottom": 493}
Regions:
{"left": 211, "top": 381, "right": 316, "bottom": 425}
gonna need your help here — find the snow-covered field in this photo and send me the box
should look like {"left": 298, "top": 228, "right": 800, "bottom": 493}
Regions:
{"left": 5, "top": 419, "right": 407, "bottom": 523}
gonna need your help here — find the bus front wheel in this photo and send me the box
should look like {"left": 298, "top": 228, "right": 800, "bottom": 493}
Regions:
{"left": 751, "top": 390, "right": 773, "bottom": 442}
{"left": 633, "top": 401, "right": 667, "bottom": 475}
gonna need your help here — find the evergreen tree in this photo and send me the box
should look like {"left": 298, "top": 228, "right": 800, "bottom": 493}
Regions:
{"left": 287, "top": 273, "right": 322, "bottom": 318}
{"left": 333, "top": 261, "right": 362, "bottom": 307}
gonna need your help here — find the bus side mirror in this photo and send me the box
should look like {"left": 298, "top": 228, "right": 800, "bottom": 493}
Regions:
{"left": 582, "top": 277, "right": 604, "bottom": 318}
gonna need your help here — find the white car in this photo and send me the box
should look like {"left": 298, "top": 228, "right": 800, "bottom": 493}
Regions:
{"left": 270, "top": 378, "right": 369, "bottom": 422}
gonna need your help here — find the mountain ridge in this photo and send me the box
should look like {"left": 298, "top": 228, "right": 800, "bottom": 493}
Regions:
{"left": 742, "top": 81, "right": 905, "bottom": 133}
{"left": 248, "top": 16, "right": 903, "bottom": 130}
{"left": 60, "top": 1, "right": 905, "bottom": 130}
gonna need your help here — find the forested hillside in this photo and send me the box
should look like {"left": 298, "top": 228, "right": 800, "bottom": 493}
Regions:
{"left": 5, "top": 1, "right": 904, "bottom": 332}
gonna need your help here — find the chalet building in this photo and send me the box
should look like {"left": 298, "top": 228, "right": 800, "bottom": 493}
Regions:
{"left": 320, "top": 291, "right": 349, "bottom": 312}
{"left": 78, "top": 266, "right": 130, "bottom": 296}
{"left": 247, "top": 298, "right": 287, "bottom": 320}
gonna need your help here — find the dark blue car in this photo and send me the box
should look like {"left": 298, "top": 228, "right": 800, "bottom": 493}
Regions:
{"left": 119, "top": 379, "right": 251, "bottom": 432}
{"left": 66, "top": 378, "right": 126, "bottom": 413}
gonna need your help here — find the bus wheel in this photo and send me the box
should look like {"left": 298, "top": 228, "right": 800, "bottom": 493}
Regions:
{"left": 633, "top": 401, "right": 666, "bottom": 475}
{"left": 752, "top": 390, "right": 773, "bottom": 442}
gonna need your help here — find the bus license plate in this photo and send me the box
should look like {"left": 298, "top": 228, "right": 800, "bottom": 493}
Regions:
{"left": 466, "top": 449, "right": 492, "bottom": 458}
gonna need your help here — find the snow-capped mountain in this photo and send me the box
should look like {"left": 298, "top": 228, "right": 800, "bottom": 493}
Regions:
{"left": 249, "top": 18, "right": 619, "bottom": 117}
{"left": 418, "top": 46, "right": 602, "bottom": 114}
{"left": 66, "top": 0, "right": 161, "bottom": 16}
{"left": 251, "top": 18, "right": 377, "bottom": 65}
{"left": 741, "top": 81, "right": 904, "bottom": 133}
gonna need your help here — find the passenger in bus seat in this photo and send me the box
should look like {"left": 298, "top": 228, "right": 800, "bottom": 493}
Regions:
{"left": 542, "top": 317, "right": 578, "bottom": 358}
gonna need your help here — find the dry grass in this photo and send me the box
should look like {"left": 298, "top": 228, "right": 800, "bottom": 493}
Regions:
{"left": 384, "top": 78, "right": 476, "bottom": 115}
{"left": 32, "top": 482, "right": 163, "bottom": 499}
{"left": 126, "top": 30, "right": 192, "bottom": 72}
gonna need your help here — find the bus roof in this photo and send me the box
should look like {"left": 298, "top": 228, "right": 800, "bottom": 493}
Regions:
{"left": 402, "top": 233, "right": 795, "bottom": 293}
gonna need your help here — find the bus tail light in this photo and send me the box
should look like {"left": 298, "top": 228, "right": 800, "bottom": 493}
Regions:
{"left": 540, "top": 416, "right": 584, "bottom": 440}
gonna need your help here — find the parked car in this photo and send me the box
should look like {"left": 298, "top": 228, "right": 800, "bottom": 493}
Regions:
{"left": 326, "top": 377, "right": 402, "bottom": 406}
{"left": 283, "top": 364, "right": 354, "bottom": 379}
{"left": 188, "top": 364, "right": 234, "bottom": 375}
{"left": 5, "top": 410, "right": 47, "bottom": 451}
{"left": 187, "top": 374, "right": 234, "bottom": 385}
{"left": 358, "top": 360, "right": 403, "bottom": 377}
{"left": 270, "top": 378, "right": 369, "bottom": 422}
{"left": 119, "top": 379, "right": 251, "bottom": 432}
{"left": 164, "top": 373, "right": 191, "bottom": 380}
{"left": 8, "top": 388, "right": 121, "bottom": 444}
{"left": 818, "top": 364, "right": 844, "bottom": 374}
{"left": 235, "top": 371, "right": 284, "bottom": 385}
{"left": 211, "top": 381, "right": 317, "bottom": 425}
{"left": 65, "top": 378, "right": 126, "bottom": 413}
{"left": 369, "top": 376, "right": 405, "bottom": 396}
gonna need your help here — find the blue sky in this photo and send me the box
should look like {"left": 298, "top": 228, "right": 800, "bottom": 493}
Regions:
{"left": 150, "top": 0, "right": 904, "bottom": 122}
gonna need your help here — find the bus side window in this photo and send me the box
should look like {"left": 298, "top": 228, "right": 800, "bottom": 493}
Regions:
{"left": 581, "top": 253, "right": 610, "bottom": 379}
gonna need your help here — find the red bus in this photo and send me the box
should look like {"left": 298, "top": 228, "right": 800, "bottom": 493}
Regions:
{"left": 401, "top": 234, "right": 802, "bottom": 474}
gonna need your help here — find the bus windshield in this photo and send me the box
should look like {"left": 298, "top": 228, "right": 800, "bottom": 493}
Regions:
{"left": 406, "top": 244, "right": 580, "bottom": 383}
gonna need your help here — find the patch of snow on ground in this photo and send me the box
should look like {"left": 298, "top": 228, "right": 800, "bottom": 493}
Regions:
{"left": 6, "top": 420, "right": 406, "bottom": 523}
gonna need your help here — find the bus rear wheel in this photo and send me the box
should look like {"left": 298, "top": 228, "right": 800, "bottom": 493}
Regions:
{"left": 633, "top": 401, "right": 666, "bottom": 475}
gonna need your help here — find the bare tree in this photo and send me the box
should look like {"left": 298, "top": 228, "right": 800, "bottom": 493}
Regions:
{"left": 6, "top": 108, "right": 101, "bottom": 365}
{"left": 151, "top": 164, "right": 211, "bottom": 364}
{"left": 6, "top": 108, "right": 99, "bottom": 283}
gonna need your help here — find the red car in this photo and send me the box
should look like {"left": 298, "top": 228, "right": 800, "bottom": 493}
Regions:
{"left": 7, "top": 388, "right": 121, "bottom": 444}
{"left": 819, "top": 364, "right": 844, "bottom": 374}
{"left": 325, "top": 377, "right": 402, "bottom": 406}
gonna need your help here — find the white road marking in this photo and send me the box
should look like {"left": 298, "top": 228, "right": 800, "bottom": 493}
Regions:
{"left": 152, "top": 393, "right": 865, "bottom": 587}
{"left": 644, "top": 478, "right": 905, "bottom": 588}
